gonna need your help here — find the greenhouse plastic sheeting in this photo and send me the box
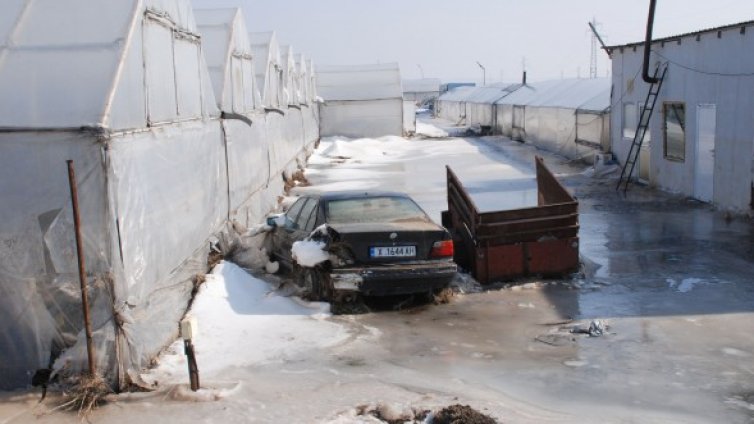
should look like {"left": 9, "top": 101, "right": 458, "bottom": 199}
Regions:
{"left": 0, "top": 0, "right": 321, "bottom": 390}
{"left": 0, "top": 132, "right": 111, "bottom": 389}
{"left": 317, "top": 63, "right": 402, "bottom": 101}
{"left": 320, "top": 99, "right": 404, "bottom": 138}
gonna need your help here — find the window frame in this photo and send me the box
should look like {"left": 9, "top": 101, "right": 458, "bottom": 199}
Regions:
{"left": 663, "top": 101, "right": 686, "bottom": 162}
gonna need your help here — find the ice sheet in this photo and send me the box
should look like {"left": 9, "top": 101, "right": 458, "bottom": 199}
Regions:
{"left": 144, "top": 261, "right": 348, "bottom": 381}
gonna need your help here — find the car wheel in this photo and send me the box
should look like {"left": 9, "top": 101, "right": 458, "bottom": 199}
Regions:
{"left": 303, "top": 268, "right": 330, "bottom": 301}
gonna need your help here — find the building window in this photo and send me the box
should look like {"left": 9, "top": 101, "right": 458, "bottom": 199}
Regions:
{"left": 622, "top": 102, "right": 636, "bottom": 139}
{"left": 663, "top": 102, "right": 686, "bottom": 161}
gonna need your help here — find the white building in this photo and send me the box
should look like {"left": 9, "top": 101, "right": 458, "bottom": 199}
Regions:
{"left": 606, "top": 20, "right": 754, "bottom": 211}
{"left": 402, "top": 78, "right": 441, "bottom": 105}
{"left": 316, "top": 63, "right": 405, "bottom": 138}
{"left": 435, "top": 79, "right": 610, "bottom": 161}
{"left": 495, "top": 78, "right": 610, "bottom": 160}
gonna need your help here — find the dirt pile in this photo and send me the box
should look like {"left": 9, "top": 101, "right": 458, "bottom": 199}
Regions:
{"left": 433, "top": 404, "right": 497, "bottom": 424}
{"left": 354, "top": 403, "right": 498, "bottom": 424}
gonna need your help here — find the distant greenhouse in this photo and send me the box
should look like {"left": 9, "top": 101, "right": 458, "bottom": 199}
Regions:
{"left": 435, "top": 78, "right": 610, "bottom": 161}
{"left": 402, "top": 78, "right": 441, "bottom": 105}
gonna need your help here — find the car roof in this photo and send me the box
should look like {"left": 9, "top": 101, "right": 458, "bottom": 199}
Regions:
{"left": 303, "top": 191, "right": 413, "bottom": 202}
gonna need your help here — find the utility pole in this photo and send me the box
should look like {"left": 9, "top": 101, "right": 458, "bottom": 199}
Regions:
{"left": 588, "top": 18, "right": 609, "bottom": 78}
{"left": 476, "top": 61, "right": 486, "bottom": 86}
{"left": 417, "top": 64, "right": 424, "bottom": 79}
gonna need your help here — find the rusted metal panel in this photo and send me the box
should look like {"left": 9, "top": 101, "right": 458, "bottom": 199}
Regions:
{"left": 444, "top": 156, "right": 579, "bottom": 283}
{"left": 525, "top": 237, "right": 580, "bottom": 276}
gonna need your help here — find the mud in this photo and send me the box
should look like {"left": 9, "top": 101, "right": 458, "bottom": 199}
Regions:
{"left": 433, "top": 404, "right": 497, "bottom": 424}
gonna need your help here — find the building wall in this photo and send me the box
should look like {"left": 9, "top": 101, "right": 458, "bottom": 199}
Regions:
{"left": 404, "top": 90, "right": 439, "bottom": 105}
{"left": 610, "top": 25, "right": 754, "bottom": 211}
{"left": 319, "top": 98, "right": 403, "bottom": 138}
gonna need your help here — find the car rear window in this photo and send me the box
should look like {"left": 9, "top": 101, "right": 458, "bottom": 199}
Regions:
{"left": 326, "top": 196, "right": 428, "bottom": 224}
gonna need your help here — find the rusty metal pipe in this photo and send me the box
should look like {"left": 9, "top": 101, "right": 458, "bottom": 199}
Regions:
{"left": 67, "top": 160, "right": 96, "bottom": 377}
{"left": 642, "top": 0, "right": 659, "bottom": 84}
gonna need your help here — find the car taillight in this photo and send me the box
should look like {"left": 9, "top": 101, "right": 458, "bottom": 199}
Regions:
{"left": 430, "top": 240, "right": 454, "bottom": 258}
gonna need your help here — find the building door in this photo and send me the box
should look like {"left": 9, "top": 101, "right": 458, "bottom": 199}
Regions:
{"left": 694, "top": 104, "right": 716, "bottom": 202}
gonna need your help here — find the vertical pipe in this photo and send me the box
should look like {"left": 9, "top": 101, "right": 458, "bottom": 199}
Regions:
{"left": 642, "top": 0, "right": 659, "bottom": 84}
{"left": 66, "top": 160, "right": 96, "bottom": 377}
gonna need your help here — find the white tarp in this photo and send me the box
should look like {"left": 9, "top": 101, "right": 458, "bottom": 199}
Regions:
{"left": 0, "top": 0, "right": 319, "bottom": 390}
{"left": 317, "top": 63, "right": 404, "bottom": 138}
{"left": 250, "top": 31, "right": 283, "bottom": 109}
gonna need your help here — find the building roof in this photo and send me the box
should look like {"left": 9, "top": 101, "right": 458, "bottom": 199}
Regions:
{"left": 402, "top": 78, "right": 441, "bottom": 93}
{"left": 604, "top": 20, "right": 754, "bottom": 54}
{"left": 316, "top": 63, "right": 402, "bottom": 101}
{"left": 436, "top": 83, "right": 523, "bottom": 104}
{"left": 495, "top": 78, "right": 610, "bottom": 112}
{"left": 436, "top": 85, "right": 476, "bottom": 102}
{"left": 0, "top": 0, "right": 218, "bottom": 129}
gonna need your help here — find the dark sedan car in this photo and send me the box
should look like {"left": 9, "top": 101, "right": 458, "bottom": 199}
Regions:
{"left": 267, "top": 191, "right": 457, "bottom": 301}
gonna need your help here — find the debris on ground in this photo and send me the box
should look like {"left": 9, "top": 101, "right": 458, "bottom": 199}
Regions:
{"left": 49, "top": 374, "right": 111, "bottom": 418}
{"left": 350, "top": 403, "right": 497, "bottom": 424}
{"left": 284, "top": 169, "right": 310, "bottom": 193}
{"left": 570, "top": 319, "right": 609, "bottom": 337}
{"left": 535, "top": 319, "right": 611, "bottom": 347}
{"left": 432, "top": 404, "right": 498, "bottom": 424}
{"left": 355, "top": 403, "right": 430, "bottom": 423}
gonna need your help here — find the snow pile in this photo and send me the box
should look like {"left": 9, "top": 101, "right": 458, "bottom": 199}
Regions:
{"left": 299, "top": 135, "right": 541, "bottom": 221}
{"left": 416, "top": 121, "right": 448, "bottom": 138}
{"left": 292, "top": 240, "right": 330, "bottom": 267}
{"left": 144, "top": 262, "right": 348, "bottom": 383}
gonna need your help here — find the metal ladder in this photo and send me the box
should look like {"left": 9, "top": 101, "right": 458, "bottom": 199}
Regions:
{"left": 616, "top": 65, "right": 668, "bottom": 192}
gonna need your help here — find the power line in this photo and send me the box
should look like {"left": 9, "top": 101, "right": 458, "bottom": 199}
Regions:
{"left": 652, "top": 50, "right": 754, "bottom": 77}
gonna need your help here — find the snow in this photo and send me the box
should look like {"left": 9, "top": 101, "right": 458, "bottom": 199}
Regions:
{"left": 143, "top": 261, "right": 348, "bottom": 382}
{"left": 296, "top": 128, "right": 539, "bottom": 221}
{"left": 415, "top": 121, "right": 448, "bottom": 138}
{"left": 291, "top": 240, "right": 330, "bottom": 267}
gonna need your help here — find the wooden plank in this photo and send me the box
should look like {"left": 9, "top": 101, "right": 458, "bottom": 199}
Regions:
{"left": 478, "top": 202, "right": 577, "bottom": 223}
{"left": 476, "top": 213, "right": 578, "bottom": 237}
{"left": 478, "top": 225, "right": 580, "bottom": 246}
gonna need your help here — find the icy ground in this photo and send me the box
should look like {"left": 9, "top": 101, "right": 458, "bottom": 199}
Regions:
{"left": 3, "top": 118, "right": 754, "bottom": 423}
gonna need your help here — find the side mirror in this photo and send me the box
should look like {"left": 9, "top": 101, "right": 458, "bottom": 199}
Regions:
{"left": 266, "top": 213, "right": 285, "bottom": 228}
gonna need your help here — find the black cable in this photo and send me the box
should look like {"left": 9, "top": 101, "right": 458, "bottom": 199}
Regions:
{"left": 654, "top": 50, "right": 754, "bottom": 77}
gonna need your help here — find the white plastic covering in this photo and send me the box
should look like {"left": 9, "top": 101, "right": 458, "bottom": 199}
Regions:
{"left": 435, "top": 78, "right": 610, "bottom": 160}
{"left": 494, "top": 78, "right": 610, "bottom": 160}
{"left": 0, "top": 0, "right": 319, "bottom": 390}
{"left": 281, "top": 45, "right": 299, "bottom": 106}
{"left": 402, "top": 78, "right": 441, "bottom": 94}
{"left": 250, "top": 31, "right": 284, "bottom": 109}
{"left": 403, "top": 100, "right": 416, "bottom": 135}
{"left": 317, "top": 63, "right": 404, "bottom": 138}
{"left": 195, "top": 8, "right": 261, "bottom": 113}
{"left": 402, "top": 78, "right": 441, "bottom": 104}
{"left": 317, "top": 63, "right": 403, "bottom": 101}
{"left": 307, "top": 58, "right": 318, "bottom": 103}
{"left": 435, "top": 85, "right": 519, "bottom": 127}
{"left": 296, "top": 54, "right": 310, "bottom": 105}
{"left": 195, "top": 8, "right": 279, "bottom": 226}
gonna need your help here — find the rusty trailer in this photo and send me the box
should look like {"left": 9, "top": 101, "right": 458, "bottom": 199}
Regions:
{"left": 442, "top": 156, "right": 579, "bottom": 283}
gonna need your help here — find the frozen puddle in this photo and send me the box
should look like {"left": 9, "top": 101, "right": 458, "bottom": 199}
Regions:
{"left": 667, "top": 277, "right": 731, "bottom": 293}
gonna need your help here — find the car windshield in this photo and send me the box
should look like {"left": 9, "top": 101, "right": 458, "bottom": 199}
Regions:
{"left": 326, "top": 196, "right": 428, "bottom": 224}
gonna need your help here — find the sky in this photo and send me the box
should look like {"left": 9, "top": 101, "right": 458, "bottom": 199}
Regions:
{"left": 192, "top": 0, "right": 753, "bottom": 84}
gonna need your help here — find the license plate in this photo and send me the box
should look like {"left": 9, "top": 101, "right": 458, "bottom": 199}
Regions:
{"left": 369, "top": 245, "right": 416, "bottom": 258}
